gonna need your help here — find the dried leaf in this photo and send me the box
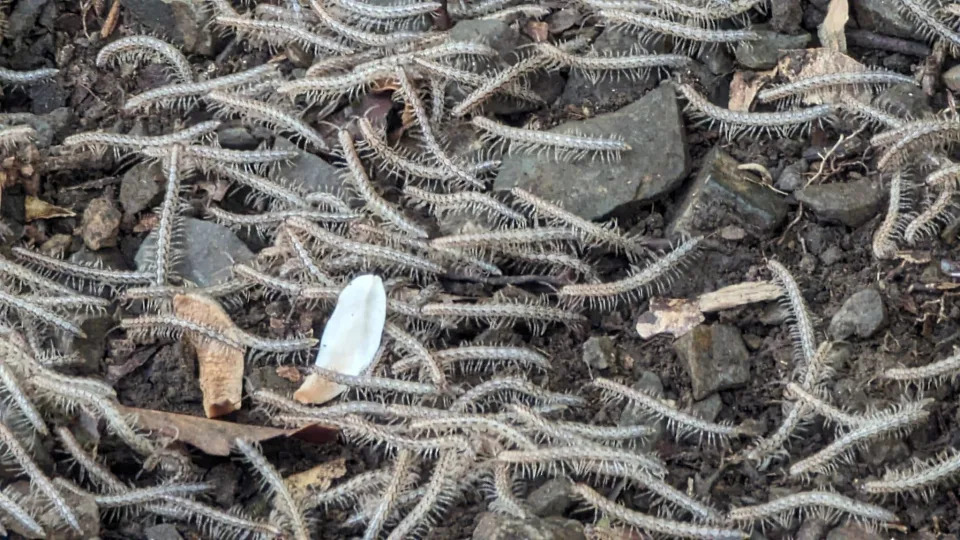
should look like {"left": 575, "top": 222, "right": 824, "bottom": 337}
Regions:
{"left": 818, "top": 0, "right": 849, "bottom": 53}
{"left": 173, "top": 293, "right": 244, "bottom": 418}
{"left": 25, "top": 196, "right": 74, "bottom": 221}
{"left": 285, "top": 458, "right": 347, "bottom": 499}
{"left": 524, "top": 21, "right": 549, "bottom": 42}
{"left": 296, "top": 275, "right": 387, "bottom": 404}
{"left": 779, "top": 49, "right": 865, "bottom": 106}
{"left": 117, "top": 405, "right": 337, "bottom": 456}
{"left": 728, "top": 69, "right": 776, "bottom": 111}
{"left": 635, "top": 297, "right": 705, "bottom": 339}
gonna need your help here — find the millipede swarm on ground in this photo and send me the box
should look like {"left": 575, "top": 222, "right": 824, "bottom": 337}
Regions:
{"left": 3, "top": 0, "right": 960, "bottom": 538}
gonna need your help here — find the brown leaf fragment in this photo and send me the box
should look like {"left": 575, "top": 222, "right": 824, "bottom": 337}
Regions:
{"left": 285, "top": 458, "right": 347, "bottom": 499}
{"left": 635, "top": 297, "right": 705, "bottom": 339}
{"left": 697, "top": 281, "right": 782, "bottom": 312}
{"left": 778, "top": 49, "right": 865, "bottom": 106}
{"left": 116, "top": 405, "right": 338, "bottom": 456}
{"left": 524, "top": 21, "right": 549, "bottom": 42}
{"left": 818, "top": 0, "right": 849, "bottom": 53}
{"left": 173, "top": 293, "right": 244, "bottom": 418}
{"left": 276, "top": 365, "right": 302, "bottom": 383}
{"left": 25, "top": 196, "right": 74, "bottom": 221}
{"left": 728, "top": 69, "right": 775, "bottom": 111}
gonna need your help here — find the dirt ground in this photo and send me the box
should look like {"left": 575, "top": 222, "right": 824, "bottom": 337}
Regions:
{"left": 3, "top": 0, "right": 960, "bottom": 539}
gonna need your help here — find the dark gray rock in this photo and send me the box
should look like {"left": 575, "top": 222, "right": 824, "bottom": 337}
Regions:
{"left": 6, "top": 0, "right": 50, "bottom": 41}
{"left": 217, "top": 126, "right": 260, "bottom": 150}
{"left": 669, "top": 147, "right": 788, "bottom": 238}
{"left": 794, "top": 178, "right": 884, "bottom": 227}
{"left": 450, "top": 19, "right": 523, "bottom": 59}
{"left": 0, "top": 107, "right": 72, "bottom": 148}
{"left": 735, "top": 31, "right": 811, "bottom": 69}
{"left": 875, "top": 83, "right": 933, "bottom": 120}
{"left": 699, "top": 47, "right": 734, "bottom": 75}
{"left": 829, "top": 288, "right": 886, "bottom": 340}
{"left": 561, "top": 28, "right": 656, "bottom": 108}
{"left": 473, "top": 513, "right": 585, "bottom": 540}
{"left": 273, "top": 139, "right": 341, "bottom": 194}
{"left": 135, "top": 217, "right": 254, "bottom": 287}
{"left": 495, "top": 84, "right": 688, "bottom": 219}
{"left": 120, "top": 162, "right": 164, "bottom": 216}
{"left": 526, "top": 479, "right": 575, "bottom": 517}
{"left": 144, "top": 524, "right": 184, "bottom": 540}
{"left": 770, "top": 0, "right": 803, "bottom": 33}
{"left": 945, "top": 65, "right": 960, "bottom": 93}
{"left": 582, "top": 336, "right": 615, "bottom": 370}
{"left": 690, "top": 393, "right": 722, "bottom": 422}
{"left": 776, "top": 159, "right": 808, "bottom": 192}
{"left": 547, "top": 8, "right": 580, "bottom": 34}
{"left": 851, "top": 0, "right": 920, "bottom": 39}
{"left": 29, "top": 80, "right": 68, "bottom": 115}
{"left": 121, "top": 0, "right": 215, "bottom": 54}
{"left": 449, "top": 19, "right": 563, "bottom": 115}
{"left": 675, "top": 324, "right": 750, "bottom": 400}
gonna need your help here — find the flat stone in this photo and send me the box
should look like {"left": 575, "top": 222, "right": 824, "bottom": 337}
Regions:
{"left": 674, "top": 324, "right": 750, "bottom": 400}
{"left": 875, "top": 83, "right": 933, "bottom": 120}
{"left": 829, "top": 288, "right": 887, "bottom": 340}
{"left": 273, "top": 139, "right": 342, "bottom": 194}
{"left": 776, "top": 158, "right": 807, "bottom": 192}
{"left": 81, "top": 197, "right": 121, "bottom": 251}
{"left": 794, "top": 178, "right": 884, "bottom": 227}
{"left": 735, "top": 30, "right": 811, "bottom": 70}
{"left": 582, "top": 336, "right": 615, "bottom": 370}
{"left": 0, "top": 108, "right": 72, "bottom": 149}
{"left": 669, "top": 147, "right": 788, "bottom": 238}
{"left": 561, "top": 28, "right": 656, "bottom": 108}
{"left": 526, "top": 478, "right": 575, "bottom": 517}
{"left": 5, "top": 0, "right": 50, "bottom": 41}
{"left": 495, "top": 84, "right": 689, "bottom": 219}
{"left": 37, "top": 486, "right": 99, "bottom": 540}
{"left": 120, "top": 161, "right": 163, "bottom": 216}
{"left": 121, "top": 0, "right": 215, "bottom": 55}
{"left": 135, "top": 217, "right": 254, "bottom": 287}
{"left": 770, "top": 0, "right": 803, "bottom": 33}
{"left": 690, "top": 392, "right": 722, "bottom": 422}
{"left": 216, "top": 125, "right": 260, "bottom": 150}
{"left": 851, "top": 0, "right": 921, "bottom": 39}
{"left": 473, "top": 513, "right": 585, "bottom": 540}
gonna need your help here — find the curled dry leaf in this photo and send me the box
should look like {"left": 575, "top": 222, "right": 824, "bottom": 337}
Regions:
{"left": 116, "top": 405, "right": 337, "bottom": 456}
{"left": 173, "top": 293, "right": 244, "bottom": 418}
{"left": 778, "top": 48, "right": 866, "bottom": 106}
{"left": 295, "top": 274, "right": 387, "bottom": 404}
{"left": 25, "top": 196, "right": 75, "bottom": 221}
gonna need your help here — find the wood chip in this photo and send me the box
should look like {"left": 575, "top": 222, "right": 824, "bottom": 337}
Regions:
{"left": 818, "top": 0, "right": 849, "bottom": 53}
{"left": 173, "top": 293, "right": 245, "bottom": 418}
{"left": 697, "top": 281, "right": 782, "bottom": 312}
{"left": 636, "top": 281, "right": 782, "bottom": 339}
